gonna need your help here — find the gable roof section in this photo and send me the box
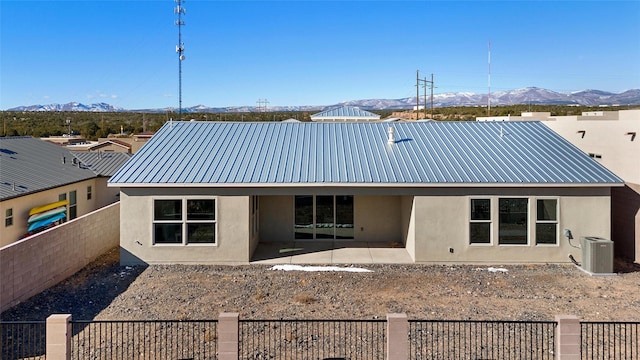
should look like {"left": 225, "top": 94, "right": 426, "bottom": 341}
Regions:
{"left": 86, "top": 139, "right": 132, "bottom": 151}
{"left": 109, "top": 121, "right": 623, "bottom": 187}
{"left": 71, "top": 152, "right": 132, "bottom": 177}
{"left": 0, "top": 137, "right": 98, "bottom": 201}
{"left": 310, "top": 105, "right": 380, "bottom": 121}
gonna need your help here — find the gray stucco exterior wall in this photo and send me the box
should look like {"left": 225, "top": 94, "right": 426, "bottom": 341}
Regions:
{"left": 118, "top": 186, "right": 612, "bottom": 265}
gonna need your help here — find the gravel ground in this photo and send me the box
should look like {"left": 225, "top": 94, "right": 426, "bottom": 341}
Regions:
{"left": 2, "top": 247, "right": 640, "bottom": 322}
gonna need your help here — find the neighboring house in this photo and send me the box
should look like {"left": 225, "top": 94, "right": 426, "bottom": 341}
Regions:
{"left": 310, "top": 105, "right": 381, "bottom": 122}
{"left": 478, "top": 109, "right": 640, "bottom": 263}
{"left": 109, "top": 121, "right": 622, "bottom": 265}
{"left": 98, "top": 131, "right": 155, "bottom": 154}
{"left": 84, "top": 139, "right": 132, "bottom": 153}
{"left": 0, "top": 137, "right": 131, "bottom": 247}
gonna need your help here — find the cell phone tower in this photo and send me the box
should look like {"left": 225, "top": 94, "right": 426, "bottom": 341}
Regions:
{"left": 175, "top": 0, "right": 186, "bottom": 120}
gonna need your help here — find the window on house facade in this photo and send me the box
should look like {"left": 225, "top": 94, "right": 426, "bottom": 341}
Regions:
{"left": 59, "top": 193, "right": 67, "bottom": 222}
{"left": 498, "top": 198, "right": 528, "bottom": 245}
{"left": 69, "top": 190, "right": 77, "bottom": 220}
{"left": 87, "top": 186, "right": 92, "bottom": 200}
{"left": 470, "top": 199, "right": 491, "bottom": 244}
{"left": 536, "top": 199, "right": 558, "bottom": 245}
{"left": 153, "top": 199, "right": 216, "bottom": 245}
{"left": 5, "top": 208, "right": 13, "bottom": 227}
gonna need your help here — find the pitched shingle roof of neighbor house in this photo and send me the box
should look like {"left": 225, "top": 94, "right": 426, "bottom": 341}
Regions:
{"left": 0, "top": 137, "right": 97, "bottom": 201}
{"left": 71, "top": 152, "right": 132, "bottom": 177}
{"left": 310, "top": 105, "right": 381, "bottom": 121}
{"left": 108, "top": 121, "right": 623, "bottom": 187}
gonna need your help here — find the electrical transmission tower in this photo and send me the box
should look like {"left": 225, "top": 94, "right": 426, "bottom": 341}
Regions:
{"left": 175, "top": 0, "right": 186, "bottom": 119}
{"left": 256, "top": 99, "right": 269, "bottom": 112}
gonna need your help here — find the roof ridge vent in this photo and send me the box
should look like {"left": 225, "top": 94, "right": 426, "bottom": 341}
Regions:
{"left": 387, "top": 126, "right": 395, "bottom": 144}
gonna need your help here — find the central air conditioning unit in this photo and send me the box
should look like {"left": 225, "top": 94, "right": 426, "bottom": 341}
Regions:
{"left": 580, "top": 236, "right": 614, "bottom": 274}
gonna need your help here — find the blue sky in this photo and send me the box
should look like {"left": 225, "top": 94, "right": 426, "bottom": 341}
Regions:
{"left": 1, "top": 0, "right": 639, "bottom": 110}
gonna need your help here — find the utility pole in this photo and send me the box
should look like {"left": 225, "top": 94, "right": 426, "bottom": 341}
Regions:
{"left": 430, "top": 73, "right": 434, "bottom": 119}
{"left": 416, "top": 70, "right": 420, "bottom": 119}
{"left": 416, "top": 71, "right": 434, "bottom": 119}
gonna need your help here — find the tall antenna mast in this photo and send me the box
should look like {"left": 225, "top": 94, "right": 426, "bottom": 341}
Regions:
{"left": 487, "top": 40, "right": 491, "bottom": 116}
{"left": 175, "top": 0, "right": 186, "bottom": 120}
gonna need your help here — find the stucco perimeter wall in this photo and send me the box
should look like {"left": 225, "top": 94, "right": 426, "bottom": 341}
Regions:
{"left": 119, "top": 188, "right": 250, "bottom": 265}
{"left": 411, "top": 187, "right": 612, "bottom": 264}
{"left": 0, "top": 202, "right": 119, "bottom": 313}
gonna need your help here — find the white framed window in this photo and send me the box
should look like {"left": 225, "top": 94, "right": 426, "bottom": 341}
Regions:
{"left": 5, "top": 208, "right": 13, "bottom": 227}
{"left": 153, "top": 198, "right": 216, "bottom": 245}
{"left": 536, "top": 199, "right": 558, "bottom": 245}
{"left": 498, "top": 198, "right": 529, "bottom": 245}
{"left": 469, "top": 198, "right": 491, "bottom": 244}
{"left": 87, "top": 186, "right": 92, "bottom": 200}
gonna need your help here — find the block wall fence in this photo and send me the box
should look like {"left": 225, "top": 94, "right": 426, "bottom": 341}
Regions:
{"left": 0, "top": 202, "right": 120, "bottom": 313}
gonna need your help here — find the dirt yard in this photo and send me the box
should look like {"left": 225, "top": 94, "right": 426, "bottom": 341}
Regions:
{"left": 2, "top": 247, "right": 639, "bottom": 322}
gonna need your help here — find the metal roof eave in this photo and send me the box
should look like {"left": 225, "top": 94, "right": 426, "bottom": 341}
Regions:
{"left": 108, "top": 181, "right": 624, "bottom": 188}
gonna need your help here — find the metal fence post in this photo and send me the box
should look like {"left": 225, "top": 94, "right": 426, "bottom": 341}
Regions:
{"left": 387, "top": 313, "right": 408, "bottom": 360}
{"left": 218, "top": 312, "right": 239, "bottom": 360}
{"left": 555, "top": 315, "right": 580, "bottom": 360}
{"left": 46, "top": 314, "right": 72, "bottom": 360}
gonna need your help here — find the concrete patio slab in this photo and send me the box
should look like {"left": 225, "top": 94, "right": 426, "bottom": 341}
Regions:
{"left": 250, "top": 241, "right": 413, "bottom": 264}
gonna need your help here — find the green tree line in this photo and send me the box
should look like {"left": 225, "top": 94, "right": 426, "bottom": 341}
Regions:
{"left": 0, "top": 105, "right": 633, "bottom": 140}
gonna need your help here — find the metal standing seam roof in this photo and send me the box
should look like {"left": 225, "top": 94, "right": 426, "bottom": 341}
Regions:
{"left": 0, "top": 137, "right": 98, "bottom": 201}
{"left": 108, "top": 121, "right": 623, "bottom": 187}
{"left": 310, "top": 105, "right": 381, "bottom": 120}
{"left": 71, "top": 152, "right": 132, "bottom": 177}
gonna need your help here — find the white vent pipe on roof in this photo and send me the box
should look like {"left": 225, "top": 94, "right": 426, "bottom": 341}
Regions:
{"left": 387, "top": 126, "right": 395, "bottom": 144}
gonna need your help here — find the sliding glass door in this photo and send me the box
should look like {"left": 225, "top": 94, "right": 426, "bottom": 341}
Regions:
{"left": 295, "top": 195, "right": 353, "bottom": 240}
{"left": 294, "top": 195, "right": 314, "bottom": 239}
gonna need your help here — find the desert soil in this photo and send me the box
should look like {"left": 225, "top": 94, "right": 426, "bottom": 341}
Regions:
{"left": 2, "top": 247, "right": 639, "bottom": 322}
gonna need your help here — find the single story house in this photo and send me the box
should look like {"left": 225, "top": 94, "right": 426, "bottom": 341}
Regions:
{"left": 1, "top": 136, "right": 131, "bottom": 246}
{"left": 109, "top": 121, "right": 623, "bottom": 265}
{"left": 310, "top": 105, "right": 381, "bottom": 122}
{"left": 84, "top": 139, "right": 133, "bottom": 153}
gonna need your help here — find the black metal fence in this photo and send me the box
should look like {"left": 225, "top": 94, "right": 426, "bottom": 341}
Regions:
{"left": 70, "top": 320, "right": 218, "bottom": 360}
{"left": 582, "top": 321, "right": 639, "bottom": 360}
{"left": 409, "top": 320, "right": 556, "bottom": 360}
{"left": 239, "top": 319, "right": 386, "bottom": 360}
{"left": 3, "top": 318, "right": 640, "bottom": 359}
{"left": 1, "top": 320, "right": 46, "bottom": 360}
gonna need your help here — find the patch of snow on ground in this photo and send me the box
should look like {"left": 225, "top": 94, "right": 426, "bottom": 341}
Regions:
{"left": 270, "top": 265, "right": 373, "bottom": 273}
{"left": 487, "top": 267, "right": 508, "bottom": 273}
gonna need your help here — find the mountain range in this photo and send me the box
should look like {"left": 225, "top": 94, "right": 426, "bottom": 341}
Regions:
{"left": 7, "top": 87, "right": 640, "bottom": 113}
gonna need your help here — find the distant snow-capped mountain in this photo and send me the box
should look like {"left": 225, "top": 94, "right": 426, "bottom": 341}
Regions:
{"left": 7, "top": 88, "right": 639, "bottom": 113}
{"left": 8, "top": 102, "right": 124, "bottom": 112}
{"left": 340, "top": 88, "right": 640, "bottom": 109}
